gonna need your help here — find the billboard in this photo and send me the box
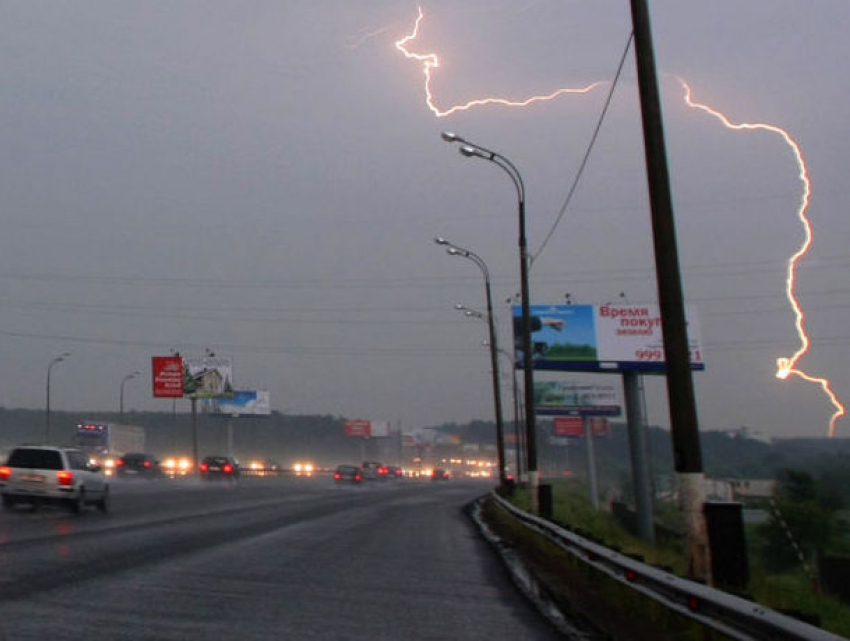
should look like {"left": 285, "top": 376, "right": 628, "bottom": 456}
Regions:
{"left": 553, "top": 416, "right": 583, "bottom": 436}
{"left": 202, "top": 390, "right": 270, "bottom": 416}
{"left": 553, "top": 416, "right": 611, "bottom": 437}
{"left": 513, "top": 303, "right": 704, "bottom": 373}
{"left": 182, "top": 355, "right": 234, "bottom": 399}
{"left": 344, "top": 420, "right": 391, "bottom": 438}
{"left": 534, "top": 381, "right": 621, "bottom": 417}
{"left": 152, "top": 356, "right": 184, "bottom": 398}
{"left": 152, "top": 355, "right": 234, "bottom": 399}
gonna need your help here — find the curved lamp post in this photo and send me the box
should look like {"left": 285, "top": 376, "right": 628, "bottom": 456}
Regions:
{"left": 436, "top": 238, "right": 506, "bottom": 486}
{"left": 455, "top": 303, "right": 484, "bottom": 321}
{"left": 45, "top": 352, "right": 70, "bottom": 444}
{"left": 494, "top": 346, "right": 523, "bottom": 482}
{"left": 440, "top": 132, "right": 539, "bottom": 507}
{"left": 120, "top": 370, "right": 141, "bottom": 420}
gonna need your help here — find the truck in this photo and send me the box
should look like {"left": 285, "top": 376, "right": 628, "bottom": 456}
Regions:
{"left": 74, "top": 423, "right": 146, "bottom": 475}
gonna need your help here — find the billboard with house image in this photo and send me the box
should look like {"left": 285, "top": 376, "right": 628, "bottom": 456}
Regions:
{"left": 182, "top": 356, "right": 234, "bottom": 399}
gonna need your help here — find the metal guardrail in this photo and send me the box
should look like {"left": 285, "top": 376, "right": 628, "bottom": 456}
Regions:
{"left": 490, "top": 492, "right": 844, "bottom": 641}
{"left": 239, "top": 468, "right": 333, "bottom": 478}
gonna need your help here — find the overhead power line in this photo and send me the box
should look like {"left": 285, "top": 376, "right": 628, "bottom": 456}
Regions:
{"left": 533, "top": 31, "right": 635, "bottom": 264}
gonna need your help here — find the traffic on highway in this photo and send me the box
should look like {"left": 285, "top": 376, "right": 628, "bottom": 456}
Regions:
{"left": 0, "top": 467, "right": 563, "bottom": 640}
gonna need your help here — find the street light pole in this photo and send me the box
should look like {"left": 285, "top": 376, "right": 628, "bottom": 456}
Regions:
{"left": 436, "top": 238, "right": 506, "bottom": 486}
{"left": 120, "top": 371, "right": 141, "bottom": 420}
{"left": 440, "top": 132, "right": 539, "bottom": 510}
{"left": 495, "top": 347, "right": 523, "bottom": 481}
{"left": 45, "top": 352, "right": 70, "bottom": 444}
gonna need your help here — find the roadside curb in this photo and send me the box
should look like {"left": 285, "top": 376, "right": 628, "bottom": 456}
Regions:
{"left": 466, "top": 495, "right": 603, "bottom": 640}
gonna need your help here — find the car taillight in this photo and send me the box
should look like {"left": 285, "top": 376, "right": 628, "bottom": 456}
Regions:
{"left": 0, "top": 467, "right": 11, "bottom": 481}
{"left": 334, "top": 473, "right": 341, "bottom": 480}
{"left": 355, "top": 474, "right": 362, "bottom": 481}
{"left": 223, "top": 464, "right": 233, "bottom": 473}
{"left": 116, "top": 459, "right": 124, "bottom": 467}
{"left": 199, "top": 463, "right": 209, "bottom": 472}
{"left": 143, "top": 461, "right": 151, "bottom": 468}
{"left": 378, "top": 467, "right": 388, "bottom": 475}
{"left": 57, "top": 471, "right": 74, "bottom": 486}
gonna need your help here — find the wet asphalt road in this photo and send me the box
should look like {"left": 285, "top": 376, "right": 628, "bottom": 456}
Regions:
{"left": 0, "top": 476, "right": 563, "bottom": 640}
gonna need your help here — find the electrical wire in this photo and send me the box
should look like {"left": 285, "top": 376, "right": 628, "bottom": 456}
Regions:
{"left": 532, "top": 31, "right": 634, "bottom": 265}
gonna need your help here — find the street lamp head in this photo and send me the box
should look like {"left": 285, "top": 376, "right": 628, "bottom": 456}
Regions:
{"left": 441, "top": 131, "right": 463, "bottom": 144}
{"left": 446, "top": 247, "right": 460, "bottom": 256}
{"left": 433, "top": 237, "right": 449, "bottom": 246}
{"left": 459, "top": 145, "right": 482, "bottom": 159}
{"left": 455, "top": 304, "right": 466, "bottom": 310}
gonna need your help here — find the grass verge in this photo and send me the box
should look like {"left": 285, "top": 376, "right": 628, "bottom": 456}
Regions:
{"left": 490, "top": 481, "right": 850, "bottom": 638}
{"left": 480, "top": 497, "right": 734, "bottom": 640}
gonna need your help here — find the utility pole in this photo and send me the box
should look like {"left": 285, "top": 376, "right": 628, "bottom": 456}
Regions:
{"left": 629, "top": 0, "right": 711, "bottom": 581}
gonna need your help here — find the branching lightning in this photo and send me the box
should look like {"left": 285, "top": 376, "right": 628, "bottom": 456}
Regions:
{"left": 394, "top": 6, "right": 604, "bottom": 117}
{"left": 349, "top": 25, "right": 395, "bottom": 50}
{"left": 396, "top": 7, "right": 845, "bottom": 436}
{"left": 680, "top": 80, "right": 845, "bottom": 437}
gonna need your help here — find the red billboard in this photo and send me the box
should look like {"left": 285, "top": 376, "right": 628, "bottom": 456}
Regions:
{"left": 152, "top": 356, "right": 184, "bottom": 398}
{"left": 590, "top": 417, "right": 610, "bottom": 437}
{"left": 345, "top": 420, "right": 371, "bottom": 437}
{"left": 553, "top": 416, "right": 610, "bottom": 437}
{"left": 554, "top": 416, "right": 584, "bottom": 437}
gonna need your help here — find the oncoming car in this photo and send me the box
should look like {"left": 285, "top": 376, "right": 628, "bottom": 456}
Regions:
{"left": 162, "top": 456, "right": 193, "bottom": 478}
{"left": 0, "top": 446, "right": 109, "bottom": 513}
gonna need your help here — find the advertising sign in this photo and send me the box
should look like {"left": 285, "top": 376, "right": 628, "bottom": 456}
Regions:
{"left": 553, "top": 416, "right": 611, "bottom": 437}
{"left": 590, "top": 417, "right": 610, "bottom": 437}
{"left": 202, "top": 390, "right": 270, "bottom": 416}
{"left": 345, "top": 420, "right": 372, "bottom": 437}
{"left": 182, "top": 355, "right": 234, "bottom": 399}
{"left": 513, "top": 304, "right": 704, "bottom": 373}
{"left": 553, "top": 416, "right": 584, "bottom": 436}
{"left": 152, "top": 356, "right": 184, "bottom": 398}
{"left": 534, "top": 381, "right": 621, "bottom": 417}
{"left": 344, "top": 420, "right": 394, "bottom": 438}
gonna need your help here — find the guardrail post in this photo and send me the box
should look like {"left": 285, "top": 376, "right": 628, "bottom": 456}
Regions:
{"left": 704, "top": 501, "right": 749, "bottom": 590}
{"left": 538, "top": 483, "right": 553, "bottom": 520}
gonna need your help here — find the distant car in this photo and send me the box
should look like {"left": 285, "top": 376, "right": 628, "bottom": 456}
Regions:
{"left": 246, "top": 458, "right": 281, "bottom": 476}
{"left": 115, "top": 452, "right": 161, "bottom": 479}
{"left": 0, "top": 446, "right": 109, "bottom": 513}
{"left": 361, "top": 461, "right": 383, "bottom": 481}
{"left": 431, "top": 468, "right": 450, "bottom": 481}
{"left": 385, "top": 465, "right": 404, "bottom": 479}
{"left": 333, "top": 465, "right": 363, "bottom": 484}
{"left": 199, "top": 456, "right": 240, "bottom": 481}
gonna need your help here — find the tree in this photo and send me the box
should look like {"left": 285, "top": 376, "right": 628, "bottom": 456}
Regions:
{"left": 758, "top": 468, "right": 839, "bottom": 573}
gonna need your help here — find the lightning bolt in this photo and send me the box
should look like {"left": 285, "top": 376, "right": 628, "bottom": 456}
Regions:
{"left": 349, "top": 25, "right": 395, "bottom": 50}
{"left": 396, "top": 8, "right": 845, "bottom": 437}
{"left": 680, "top": 80, "right": 844, "bottom": 438}
{"left": 394, "top": 6, "right": 604, "bottom": 117}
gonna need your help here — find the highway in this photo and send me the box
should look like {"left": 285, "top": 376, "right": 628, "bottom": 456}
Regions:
{"left": 0, "top": 476, "right": 565, "bottom": 640}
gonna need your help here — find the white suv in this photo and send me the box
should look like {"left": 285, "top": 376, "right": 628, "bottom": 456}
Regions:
{"left": 0, "top": 446, "right": 109, "bottom": 514}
